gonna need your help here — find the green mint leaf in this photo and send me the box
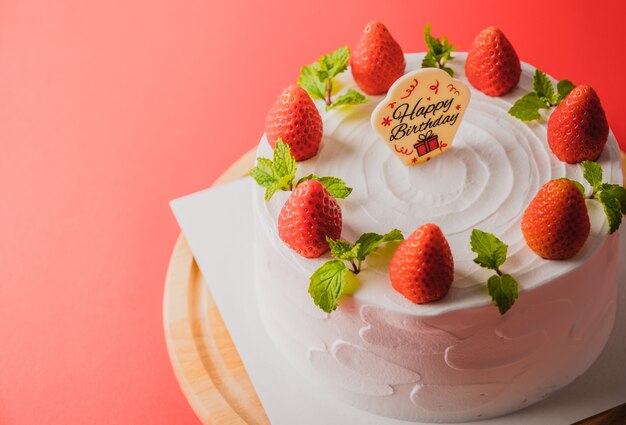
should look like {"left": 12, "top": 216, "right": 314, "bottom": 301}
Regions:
{"left": 326, "top": 89, "right": 368, "bottom": 111}
{"left": 600, "top": 183, "right": 626, "bottom": 214}
{"left": 316, "top": 176, "right": 353, "bottom": 199}
{"left": 487, "top": 274, "right": 519, "bottom": 315}
{"left": 315, "top": 67, "right": 330, "bottom": 84}
{"left": 296, "top": 173, "right": 316, "bottom": 187}
{"left": 422, "top": 25, "right": 455, "bottom": 74}
{"left": 276, "top": 173, "right": 295, "bottom": 192}
{"left": 597, "top": 191, "right": 622, "bottom": 234}
{"left": 263, "top": 186, "right": 278, "bottom": 202}
{"left": 382, "top": 228, "right": 404, "bottom": 241}
{"left": 470, "top": 229, "right": 508, "bottom": 271}
{"left": 421, "top": 52, "right": 438, "bottom": 69}
{"left": 296, "top": 174, "right": 352, "bottom": 199}
{"left": 533, "top": 69, "right": 554, "bottom": 101}
{"left": 508, "top": 92, "right": 549, "bottom": 122}
{"left": 538, "top": 95, "right": 554, "bottom": 105}
{"left": 251, "top": 139, "right": 296, "bottom": 201}
{"left": 319, "top": 46, "right": 350, "bottom": 80}
{"left": 440, "top": 36, "right": 455, "bottom": 59}
{"left": 249, "top": 158, "right": 277, "bottom": 189}
{"left": 424, "top": 24, "right": 440, "bottom": 54}
{"left": 250, "top": 157, "right": 283, "bottom": 201}
{"left": 355, "top": 229, "right": 404, "bottom": 262}
{"left": 558, "top": 178, "right": 585, "bottom": 196}
{"left": 309, "top": 260, "right": 349, "bottom": 313}
{"left": 273, "top": 138, "right": 297, "bottom": 181}
{"left": 581, "top": 160, "right": 603, "bottom": 192}
{"left": 301, "top": 46, "right": 349, "bottom": 101}
{"left": 436, "top": 38, "right": 455, "bottom": 66}
{"left": 442, "top": 66, "right": 454, "bottom": 77}
{"left": 327, "top": 237, "right": 356, "bottom": 261}
{"left": 298, "top": 63, "right": 326, "bottom": 100}
{"left": 353, "top": 234, "right": 383, "bottom": 261}
{"left": 556, "top": 80, "right": 575, "bottom": 101}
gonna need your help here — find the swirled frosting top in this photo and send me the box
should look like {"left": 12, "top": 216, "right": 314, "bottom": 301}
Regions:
{"left": 254, "top": 52, "right": 622, "bottom": 316}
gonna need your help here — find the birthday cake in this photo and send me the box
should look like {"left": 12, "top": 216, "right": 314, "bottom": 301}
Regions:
{"left": 251, "top": 23, "right": 621, "bottom": 423}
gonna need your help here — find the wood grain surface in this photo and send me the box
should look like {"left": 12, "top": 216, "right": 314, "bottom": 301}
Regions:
{"left": 163, "top": 148, "right": 268, "bottom": 425}
{"left": 163, "top": 148, "right": 626, "bottom": 425}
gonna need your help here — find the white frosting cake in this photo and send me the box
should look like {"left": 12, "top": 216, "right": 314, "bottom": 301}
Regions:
{"left": 252, "top": 53, "right": 621, "bottom": 422}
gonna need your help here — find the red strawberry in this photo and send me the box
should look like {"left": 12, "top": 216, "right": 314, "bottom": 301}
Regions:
{"left": 465, "top": 26, "right": 521, "bottom": 97}
{"left": 350, "top": 21, "right": 405, "bottom": 95}
{"left": 521, "top": 179, "right": 590, "bottom": 260}
{"left": 265, "top": 84, "right": 323, "bottom": 161}
{"left": 278, "top": 180, "right": 342, "bottom": 258}
{"left": 389, "top": 224, "right": 454, "bottom": 304}
{"left": 548, "top": 85, "right": 609, "bottom": 164}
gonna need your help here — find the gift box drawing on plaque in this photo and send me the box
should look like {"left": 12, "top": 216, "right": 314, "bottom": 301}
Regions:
{"left": 372, "top": 68, "right": 470, "bottom": 166}
{"left": 414, "top": 130, "right": 443, "bottom": 157}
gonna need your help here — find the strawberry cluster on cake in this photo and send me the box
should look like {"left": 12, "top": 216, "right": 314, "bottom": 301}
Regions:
{"left": 250, "top": 22, "right": 622, "bottom": 423}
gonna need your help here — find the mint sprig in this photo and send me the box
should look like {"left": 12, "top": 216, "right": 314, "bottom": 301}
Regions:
{"left": 249, "top": 139, "right": 296, "bottom": 201}
{"left": 508, "top": 70, "right": 575, "bottom": 122}
{"left": 250, "top": 139, "right": 352, "bottom": 201}
{"left": 309, "top": 229, "right": 404, "bottom": 313}
{"left": 470, "top": 229, "right": 519, "bottom": 315}
{"left": 580, "top": 161, "right": 626, "bottom": 233}
{"left": 421, "top": 24, "right": 455, "bottom": 77}
{"left": 326, "top": 89, "right": 368, "bottom": 111}
{"left": 298, "top": 46, "right": 369, "bottom": 110}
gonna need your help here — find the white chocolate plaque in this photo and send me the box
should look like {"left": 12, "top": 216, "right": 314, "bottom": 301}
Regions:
{"left": 371, "top": 68, "right": 470, "bottom": 166}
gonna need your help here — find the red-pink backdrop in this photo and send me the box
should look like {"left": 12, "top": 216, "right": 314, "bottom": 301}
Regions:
{"left": 1, "top": 1, "right": 624, "bottom": 423}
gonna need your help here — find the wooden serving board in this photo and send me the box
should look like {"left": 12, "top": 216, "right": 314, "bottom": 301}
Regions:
{"left": 163, "top": 148, "right": 268, "bottom": 425}
{"left": 163, "top": 148, "right": 626, "bottom": 425}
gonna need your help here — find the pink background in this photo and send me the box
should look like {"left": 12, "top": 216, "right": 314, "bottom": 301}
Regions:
{"left": 1, "top": 1, "right": 625, "bottom": 423}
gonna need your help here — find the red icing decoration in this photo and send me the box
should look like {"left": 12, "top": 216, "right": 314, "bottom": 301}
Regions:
{"left": 429, "top": 80, "right": 439, "bottom": 94}
{"left": 447, "top": 83, "right": 460, "bottom": 96}
{"left": 395, "top": 144, "right": 414, "bottom": 156}
{"left": 400, "top": 79, "right": 418, "bottom": 99}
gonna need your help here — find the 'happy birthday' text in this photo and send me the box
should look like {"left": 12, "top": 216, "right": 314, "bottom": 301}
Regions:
{"left": 389, "top": 97, "right": 459, "bottom": 142}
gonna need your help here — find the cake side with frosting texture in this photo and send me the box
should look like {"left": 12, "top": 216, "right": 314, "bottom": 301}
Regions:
{"left": 252, "top": 52, "right": 621, "bottom": 422}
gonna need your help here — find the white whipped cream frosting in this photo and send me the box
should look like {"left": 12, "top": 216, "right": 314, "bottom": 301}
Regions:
{"left": 253, "top": 53, "right": 621, "bottom": 422}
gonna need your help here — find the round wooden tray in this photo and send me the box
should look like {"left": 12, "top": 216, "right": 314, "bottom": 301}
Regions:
{"left": 163, "top": 148, "right": 268, "bottom": 425}
{"left": 163, "top": 148, "right": 626, "bottom": 425}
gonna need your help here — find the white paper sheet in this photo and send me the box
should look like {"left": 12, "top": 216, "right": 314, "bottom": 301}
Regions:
{"left": 171, "top": 177, "right": 626, "bottom": 425}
